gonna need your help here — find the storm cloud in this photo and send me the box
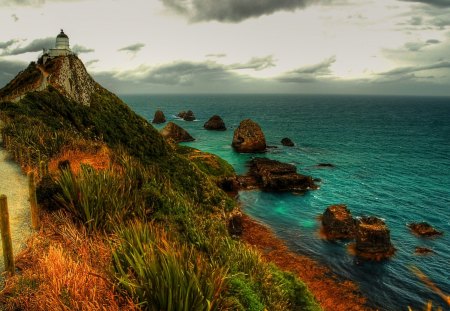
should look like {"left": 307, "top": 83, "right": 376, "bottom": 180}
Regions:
{"left": 277, "top": 56, "right": 336, "bottom": 83}
{"left": 118, "top": 43, "right": 145, "bottom": 54}
{"left": 160, "top": 0, "right": 322, "bottom": 23}
{"left": 399, "top": 0, "right": 450, "bottom": 8}
{"left": 228, "top": 55, "right": 275, "bottom": 71}
{"left": 72, "top": 44, "right": 94, "bottom": 54}
{"left": 0, "top": 39, "right": 19, "bottom": 50}
{"left": 0, "top": 58, "right": 27, "bottom": 88}
{"left": 2, "top": 37, "right": 53, "bottom": 56}
{"left": 380, "top": 61, "right": 450, "bottom": 76}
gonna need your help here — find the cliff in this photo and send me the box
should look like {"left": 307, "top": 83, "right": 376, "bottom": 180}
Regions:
{"left": 0, "top": 55, "right": 100, "bottom": 106}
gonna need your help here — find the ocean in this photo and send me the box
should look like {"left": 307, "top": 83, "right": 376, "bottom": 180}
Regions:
{"left": 121, "top": 94, "right": 450, "bottom": 311}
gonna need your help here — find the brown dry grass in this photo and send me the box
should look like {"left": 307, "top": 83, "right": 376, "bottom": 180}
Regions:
{"left": 240, "top": 214, "right": 374, "bottom": 311}
{"left": 48, "top": 143, "right": 111, "bottom": 175}
{"left": 0, "top": 211, "right": 137, "bottom": 311}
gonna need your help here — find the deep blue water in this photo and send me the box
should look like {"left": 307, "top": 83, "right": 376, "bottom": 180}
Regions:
{"left": 121, "top": 94, "right": 450, "bottom": 311}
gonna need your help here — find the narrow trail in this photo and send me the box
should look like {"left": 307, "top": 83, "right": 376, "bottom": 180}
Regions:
{"left": 0, "top": 122, "right": 32, "bottom": 274}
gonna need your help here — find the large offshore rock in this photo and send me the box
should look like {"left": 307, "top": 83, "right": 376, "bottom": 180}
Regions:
{"left": 408, "top": 222, "right": 443, "bottom": 237}
{"left": 152, "top": 110, "right": 166, "bottom": 124}
{"left": 178, "top": 110, "right": 196, "bottom": 121}
{"left": 355, "top": 216, "right": 395, "bottom": 260}
{"left": 238, "top": 158, "right": 317, "bottom": 192}
{"left": 281, "top": 137, "right": 294, "bottom": 147}
{"left": 232, "top": 119, "right": 266, "bottom": 153}
{"left": 204, "top": 115, "right": 226, "bottom": 131}
{"left": 160, "top": 122, "right": 194, "bottom": 143}
{"left": 322, "top": 204, "right": 356, "bottom": 239}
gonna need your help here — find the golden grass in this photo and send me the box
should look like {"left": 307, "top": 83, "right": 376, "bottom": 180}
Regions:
{"left": 0, "top": 211, "right": 137, "bottom": 311}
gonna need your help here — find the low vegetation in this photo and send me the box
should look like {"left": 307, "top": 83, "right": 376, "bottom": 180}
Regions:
{"left": 0, "top": 87, "right": 321, "bottom": 310}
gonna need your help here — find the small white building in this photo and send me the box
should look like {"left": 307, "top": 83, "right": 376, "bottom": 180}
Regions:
{"left": 42, "top": 29, "right": 74, "bottom": 63}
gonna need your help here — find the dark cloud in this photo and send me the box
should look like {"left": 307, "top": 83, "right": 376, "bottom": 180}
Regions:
{"left": 379, "top": 61, "right": 450, "bottom": 76}
{"left": 72, "top": 44, "right": 94, "bottom": 54}
{"left": 11, "top": 14, "right": 19, "bottom": 21}
{"left": 118, "top": 43, "right": 145, "bottom": 54}
{"left": 403, "top": 39, "right": 440, "bottom": 52}
{"left": 399, "top": 0, "right": 450, "bottom": 8}
{"left": 161, "top": 0, "right": 324, "bottom": 23}
{"left": 0, "top": 39, "right": 19, "bottom": 50}
{"left": 2, "top": 37, "right": 53, "bottom": 56}
{"left": 425, "top": 39, "right": 440, "bottom": 44}
{"left": 276, "top": 56, "right": 336, "bottom": 83}
{"left": 0, "top": 58, "right": 27, "bottom": 88}
{"left": 228, "top": 55, "right": 275, "bottom": 71}
{"left": 408, "top": 16, "right": 422, "bottom": 25}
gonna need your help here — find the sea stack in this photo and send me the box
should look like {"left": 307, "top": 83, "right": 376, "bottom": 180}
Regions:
{"left": 281, "top": 137, "right": 294, "bottom": 147}
{"left": 408, "top": 222, "right": 443, "bottom": 237}
{"left": 178, "top": 110, "right": 196, "bottom": 121}
{"left": 232, "top": 119, "right": 266, "bottom": 153}
{"left": 204, "top": 115, "right": 226, "bottom": 131}
{"left": 322, "top": 205, "right": 356, "bottom": 240}
{"left": 355, "top": 216, "right": 395, "bottom": 260}
{"left": 160, "top": 122, "right": 194, "bottom": 143}
{"left": 152, "top": 110, "right": 166, "bottom": 124}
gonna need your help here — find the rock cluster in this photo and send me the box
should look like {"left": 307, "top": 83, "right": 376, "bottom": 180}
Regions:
{"left": 281, "top": 137, "right": 294, "bottom": 147}
{"left": 408, "top": 222, "right": 443, "bottom": 237}
{"left": 238, "top": 158, "right": 317, "bottom": 193}
{"left": 204, "top": 115, "right": 226, "bottom": 131}
{"left": 321, "top": 205, "right": 355, "bottom": 239}
{"left": 355, "top": 216, "right": 395, "bottom": 259}
{"left": 152, "top": 110, "right": 166, "bottom": 124}
{"left": 160, "top": 122, "right": 194, "bottom": 143}
{"left": 232, "top": 119, "right": 266, "bottom": 153}
{"left": 178, "top": 110, "right": 196, "bottom": 121}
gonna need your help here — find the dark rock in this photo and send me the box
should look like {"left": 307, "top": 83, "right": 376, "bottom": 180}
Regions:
{"left": 355, "top": 216, "right": 395, "bottom": 260}
{"left": 317, "top": 163, "right": 334, "bottom": 168}
{"left": 232, "top": 119, "right": 266, "bottom": 153}
{"left": 415, "top": 247, "right": 435, "bottom": 255}
{"left": 58, "top": 160, "right": 71, "bottom": 171}
{"left": 152, "top": 110, "right": 166, "bottom": 124}
{"left": 281, "top": 137, "right": 294, "bottom": 147}
{"left": 160, "top": 122, "right": 195, "bottom": 143}
{"left": 36, "top": 175, "right": 62, "bottom": 211}
{"left": 239, "top": 158, "right": 317, "bottom": 192}
{"left": 408, "top": 222, "right": 443, "bottom": 237}
{"left": 178, "top": 110, "right": 195, "bottom": 121}
{"left": 204, "top": 115, "right": 226, "bottom": 131}
{"left": 228, "top": 215, "right": 243, "bottom": 236}
{"left": 322, "top": 204, "right": 356, "bottom": 239}
{"left": 217, "top": 176, "right": 239, "bottom": 192}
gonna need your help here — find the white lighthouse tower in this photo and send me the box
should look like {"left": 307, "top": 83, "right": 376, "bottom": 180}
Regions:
{"left": 42, "top": 29, "right": 73, "bottom": 63}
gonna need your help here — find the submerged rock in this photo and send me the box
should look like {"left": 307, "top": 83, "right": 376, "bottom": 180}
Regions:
{"left": 281, "top": 137, "right": 294, "bottom": 147}
{"left": 408, "top": 222, "right": 443, "bottom": 237}
{"left": 152, "top": 110, "right": 166, "bottom": 124}
{"left": 204, "top": 115, "right": 226, "bottom": 131}
{"left": 415, "top": 247, "right": 435, "bottom": 255}
{"left": 160, "top": 122, "right": 194, "bottom": 143}
{"left": 317, "top": 163, "right": 334, "bottom": 168}
{"left": 355, "top": 216, "right": 395, "bottom": 260}
{"left": 238, "top": 158, "right": 317, "bottom": 193}
{"left": 322, "top": 204, "right": 356, "bottom": 240}
{"left": 232, "top": 119, "right": 266, "bottom": 153}
{"left": 178, "top": 110, "right": 196, "bottom": 121}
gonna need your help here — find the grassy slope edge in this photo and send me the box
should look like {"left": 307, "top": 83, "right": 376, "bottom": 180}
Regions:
{"left": 0, "top": 86, "right": 321, "bottom": 311}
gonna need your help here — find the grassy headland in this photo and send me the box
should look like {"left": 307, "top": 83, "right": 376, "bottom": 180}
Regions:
{"left": 0, "top": 86, "right": 321, "bottom": 310}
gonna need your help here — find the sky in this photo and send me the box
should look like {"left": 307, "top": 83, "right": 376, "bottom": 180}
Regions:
{"left": 1, "top": 0, "right": 450, "bottom": 96}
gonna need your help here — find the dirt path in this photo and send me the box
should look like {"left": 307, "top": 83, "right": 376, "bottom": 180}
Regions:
{"left": 0, "top": 122, "right": 32, "bottom": 274}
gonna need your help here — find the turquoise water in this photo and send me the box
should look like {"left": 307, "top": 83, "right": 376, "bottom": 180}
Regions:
{"left": 121, "top": 94, "right": 450, "bottom": 310}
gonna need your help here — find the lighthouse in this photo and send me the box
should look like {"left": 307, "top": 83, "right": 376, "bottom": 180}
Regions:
{"left": 42, "top": 29, "right": 74, "bottom": 63}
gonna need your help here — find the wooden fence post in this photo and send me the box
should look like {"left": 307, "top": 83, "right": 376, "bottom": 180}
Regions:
{"left": 0, "top": 195, "right": 15, "bottom": 274}
{"left": 28, "top": 172, "right": 40, "bottom": 230}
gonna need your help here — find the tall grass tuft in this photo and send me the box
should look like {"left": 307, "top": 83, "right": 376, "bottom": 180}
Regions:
{"left": 112, "top": 222, "right": 228, "bottom": 311}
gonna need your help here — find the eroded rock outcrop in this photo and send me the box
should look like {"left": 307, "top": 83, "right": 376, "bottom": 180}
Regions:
{"left": 355, "top": 216, "right": 395, "bottom": 260}
{"left": 238, "top": 158, "right": 317, "bottom": 193}
{"left": 178, "top": 110, "right": 196, "bottom": 121}
{"left": 160, "top": 122, "right": 194, "bottom": 143}
{"left": 281, "top": 137, "right": 294, "bottom": 147}
{"left": 152, "top": 110, "right": 166, "bottom": 124}
{"left": 322, "top": 205, "right": 356, "bottom": 240}
{"left": 204, "top": 115, "right": 226, "bottom": 131}
{"left": 408, "top": 222, "right": 443, "bottom": 237}
{"left": 228, "top": 214, "right": 244, "bottom": 237}
{"left": 232, "top": 119, "right": 266, "bottom": 153}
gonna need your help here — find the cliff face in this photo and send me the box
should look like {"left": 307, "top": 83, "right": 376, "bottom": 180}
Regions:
{"left": 0, "top": 55, "right": 100, "bottom": 106}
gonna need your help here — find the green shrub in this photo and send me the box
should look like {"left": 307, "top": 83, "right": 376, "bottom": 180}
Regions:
{"left": 112, "top": 222, "right": 228, "bottom": 311}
